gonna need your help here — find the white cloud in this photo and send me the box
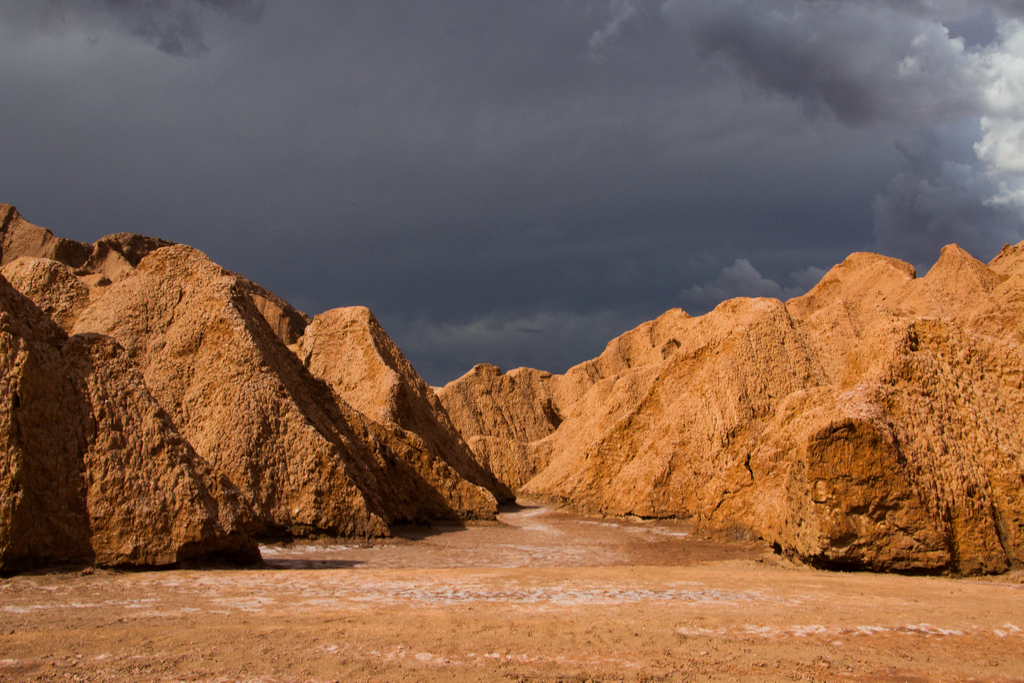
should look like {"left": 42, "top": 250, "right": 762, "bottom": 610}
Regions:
{"left": 975, "top": 115, "right": 1024, "bottom": 173}
{"left": 974, "top": 19, "right": 1024, "bottom": 116}
{"left": 589, "top": 0, "right": 640, "bottom": 57}
{"left": 985, "top": 177, "right": 1024, "bottom": 214}
{"left": 971, "top": 19, "right": 1024, "bottom": 215}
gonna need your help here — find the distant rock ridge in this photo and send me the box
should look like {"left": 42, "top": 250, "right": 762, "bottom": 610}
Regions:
{"left": 433, "top": 363, "right": 564, "bottom": 491}
{"left": 439, "top": 244, "right": 1024, "bottom": 575}
{"left": 0, "top": 204, "right": 498, "bottom": 570}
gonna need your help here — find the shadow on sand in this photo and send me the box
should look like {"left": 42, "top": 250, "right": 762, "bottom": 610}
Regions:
{"left": 259, "top": 558, "right": 363, "bottom": 570}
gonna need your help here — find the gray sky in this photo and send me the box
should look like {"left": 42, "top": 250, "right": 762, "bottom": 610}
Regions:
{"left": 3, "top": 1, "right": 1024, "bottom": 384}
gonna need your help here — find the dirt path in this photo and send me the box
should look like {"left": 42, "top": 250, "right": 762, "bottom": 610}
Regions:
{"left": 2, "top": 502, "right": 1023, "bottom": 682}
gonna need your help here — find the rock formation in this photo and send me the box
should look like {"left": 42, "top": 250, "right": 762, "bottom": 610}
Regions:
{"left": 6, "top": 200, "right": 1023, "bottom": 576}
{"left": 0, "top": 204, "right": 308, "bottom": 347}
{"left": 434, "top": 363, "right": 563, "bottom": 490}
{"left": 295, "top": 307, "right": 513, "bottom": 501}
{"left": 439, "top": 245, "right": 1024, "bottom": 574}
{"left": 1, "top": 204, "right": 172, "bottom": 287}
{"left": 0, "top": 274, "right": 258, "bottom": 571}
{"left": 1, "top": 203, "right": 498, "bottom": 570}
{"left": 69, "top": 244, "right": 497, "bottom": 536}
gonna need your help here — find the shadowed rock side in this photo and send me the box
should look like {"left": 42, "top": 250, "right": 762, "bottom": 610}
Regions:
{"left": 440, "top": 246, "right": 1024, "bottom": 574}
{"left": 241, "top": 278, "right": 311, "bottom": 347}
{"left": 0, "top": 275, "right": 258, "bottom": 572}
{"left": 296, "top": 307, "right": 510, "bottom": 503}
{"left": 71, "top": 245, "right": 496, "bottom": 536}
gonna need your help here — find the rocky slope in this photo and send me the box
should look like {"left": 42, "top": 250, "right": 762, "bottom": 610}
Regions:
{"left": 0, "top": 204, "right": 497, "bottom": 570}
{"left": 434, "top": 363, "right": 563, "bottom": 491}
{"left": 438, "top": 245, "right": 1024, "bottom": 574}
{"left": 74, "top": 244, "right": 499, "bottom": 535}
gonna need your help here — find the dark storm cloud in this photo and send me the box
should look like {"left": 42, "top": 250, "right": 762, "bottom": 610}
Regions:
{"left": 944, "top": 7, "right": 1000, "bottom": 48}
{"left": 873, "top": 126, "right": 1024, "bottom": 266}
{"left": 665, "top": 0, "right": 983, "bottom": 126}
{"left": 25, "top": 0, "right": 264, "bottom": 55}
{"left": 1, "top": 1, "right": 1022, "bottom": 383}
{"left": 663, "top": 1, "right": 1024, "bottom": 271}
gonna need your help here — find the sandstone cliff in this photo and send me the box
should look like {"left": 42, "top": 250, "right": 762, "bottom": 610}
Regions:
{"left": 438, "top": 245, "right": 1024, "bottom": 574}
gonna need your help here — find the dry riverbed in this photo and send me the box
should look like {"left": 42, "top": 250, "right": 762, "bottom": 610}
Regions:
{"left": 1, "top": 501, "right": 1023, "bottom": 682}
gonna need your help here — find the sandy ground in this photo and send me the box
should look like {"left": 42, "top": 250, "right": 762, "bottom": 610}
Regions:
{"left": 1, "top": 501, "right": 1023, "bottom": 682}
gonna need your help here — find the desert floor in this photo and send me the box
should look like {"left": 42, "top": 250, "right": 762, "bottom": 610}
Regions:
{"left": 1, "top": 501, "right": 1023, "bottom": 682}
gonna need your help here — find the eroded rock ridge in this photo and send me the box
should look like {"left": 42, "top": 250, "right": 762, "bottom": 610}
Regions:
{"left": 0, "top": 204, "right": 498, "bottom": 571}
{"left": 439, "top": 245, "right": 1024, "bottom": 574}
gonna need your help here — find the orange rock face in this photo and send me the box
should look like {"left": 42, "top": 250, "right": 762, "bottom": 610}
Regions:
{"left": 434, "top": 363, "right": 564, "bottom": 491}
{"left": 0, "top": 274, "right": 258, "bottom": 571}
{"left": 439, "top": 245, "right": 1024, "bottom": 574}
{"left": 70, "top": 245, "right": 498, "bottom": 535}
{"left": 296, "top": 307, "right": 511, "bottom": 503}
